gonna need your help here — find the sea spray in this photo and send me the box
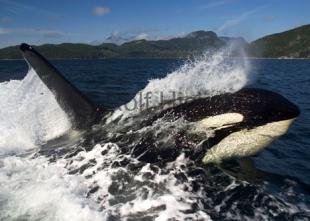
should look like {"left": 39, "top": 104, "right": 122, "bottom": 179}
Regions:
{"left": 0, "top": 69, "right": 71, "bottom": 154}
{"left": 109, "top": 43, "right": 250, "bottom": 122}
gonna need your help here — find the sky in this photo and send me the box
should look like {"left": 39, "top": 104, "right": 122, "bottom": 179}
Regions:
{"left": 0, "top": 0, "right": 309, "bottom": 48}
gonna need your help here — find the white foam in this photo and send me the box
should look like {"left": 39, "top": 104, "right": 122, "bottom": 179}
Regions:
{"left": 121, "top": 154, "right": 211, "bottom": 221}
{"left": 0, "top": 141, "right": 211, "bottom": 220}
{"left": 109, "top": 44, "right": 249, "bottom": 122}
{"left": 66, "top": 144, "right": 211, "bottom": 220}
{"left": 0, "top": 68, "right": 71, "bottom": 154}
{"left": 0, "top": 155, "right": 105, "bottom": 221}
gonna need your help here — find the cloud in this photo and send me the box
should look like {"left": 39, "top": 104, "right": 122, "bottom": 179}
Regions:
{"left": 0, "top": 27, "right": 67, "bottom": 39}
{"left": 133, "top": 33, "right": 149, "bottom": 40}
{"left": 105, "top": 29, "right": 159, "bottom": 44}
{"left": 199, "top": 0, "right": 231, "bottom": 10}
{"left": 93, "top": 6, "right": 111, "bottom": 16}
{"left": 0, "top": 27, "right": 9, "bottom": 35}
{"left": 263, "top": 15, "right": 277, "bottom": 22}
{"left": 104, "top": 31, "right": 148, "bottom": 45}
{"left": 0, "top": 0, "right": 59, "bottom": 17}
{"left": 104, "top": 32, "right": 151, "bottom": 45}
{"left": 217, "top": 6, "right": 266, "bottom": 32}
{"left": 104, "top": 29, "right": 187, "bottom": 45}
{"left": 153, "top": 32, "right": 187, "bottom": 40}
{"left": 42, "top": 31, "right": 63, "bottom": 38}
{"left": 0, "top": 17, "right": 12, "bottom": 26}
{"left": 104, "top": 31, "right": 126, "bottom": 44}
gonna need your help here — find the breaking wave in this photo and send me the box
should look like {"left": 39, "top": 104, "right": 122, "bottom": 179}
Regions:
{"left": 0, "top": 69, "right": 71, "bottom": 155}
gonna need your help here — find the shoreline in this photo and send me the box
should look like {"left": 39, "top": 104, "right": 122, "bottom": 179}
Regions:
{"left": 1, "top": 57, "right": 310, "bottom": 61}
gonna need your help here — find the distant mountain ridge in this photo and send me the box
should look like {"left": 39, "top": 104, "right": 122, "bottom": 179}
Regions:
{"left": 0, "top": 24, "right": 309, "bottom": 59}
{"left": 249, "top": 24, "right": 310, "bottom": 58}
{"left": 0, "top": 31, "right": 228, "bottom": 59}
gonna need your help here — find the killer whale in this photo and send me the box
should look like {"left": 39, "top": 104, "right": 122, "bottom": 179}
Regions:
{"left": 144, "top": 88, "right": 300, "bottom": 163}
{"left": 126, "top": 88, "right": 300, "bottom": 163}
{"left": 19, "top": 43, "right": 300, "bottom": 164}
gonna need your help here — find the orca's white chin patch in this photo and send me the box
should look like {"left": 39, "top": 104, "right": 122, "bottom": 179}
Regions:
{"left": 202, "top": 118, "right": 296, "bottom": 164}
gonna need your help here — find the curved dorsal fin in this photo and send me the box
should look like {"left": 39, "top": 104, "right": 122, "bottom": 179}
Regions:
{"left": 20, "top": 43, "right": 103, "bottom": 130}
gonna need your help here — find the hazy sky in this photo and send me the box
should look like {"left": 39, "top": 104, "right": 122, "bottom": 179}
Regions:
{"left": 0, "top": 0, "right": 309, "bottom": 48}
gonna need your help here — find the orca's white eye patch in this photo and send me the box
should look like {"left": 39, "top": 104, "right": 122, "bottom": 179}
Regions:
{"left": 195, "top": 113, "right": 244, "bottom": 130}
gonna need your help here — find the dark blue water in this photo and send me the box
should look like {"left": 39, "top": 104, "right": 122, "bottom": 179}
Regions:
{"left": 0, "top": 58, "right": 309, "bottom": 219}
{"left": 249, "top": 59, "right": 310, "bottom": 185}
{"left": 0, "top": 59, "right": 182, "bottom": 109}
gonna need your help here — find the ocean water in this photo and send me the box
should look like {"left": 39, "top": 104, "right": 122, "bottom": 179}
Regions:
{"left": 0, "top": 52, "right": 309, "bottom": 220}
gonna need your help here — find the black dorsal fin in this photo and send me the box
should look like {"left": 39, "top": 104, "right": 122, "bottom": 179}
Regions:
{"left": 20, "top": 43, "right": 103, "bottom": 130}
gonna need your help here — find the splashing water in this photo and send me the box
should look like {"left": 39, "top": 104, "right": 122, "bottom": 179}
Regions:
{"left": 0, "top": 69, "right": 71, "bottom": 155}
{"left": 109, "top": 44, "right": 250, "bottom": 122}
{"left": 0, "top": 155, "right": 104, "bottom": 221}
{"left": 0, "top": 143, "right": 211, "bottom": 221}
{"left": 0, "top": 44, "right": 249, "bottom": 154}
{"left": 0, "top": 46, "right": 308, "bottom": 221}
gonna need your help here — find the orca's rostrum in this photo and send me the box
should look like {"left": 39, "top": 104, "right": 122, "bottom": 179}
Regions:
{"left": 19, "top": 43, "right": 300, "bottom": 164}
